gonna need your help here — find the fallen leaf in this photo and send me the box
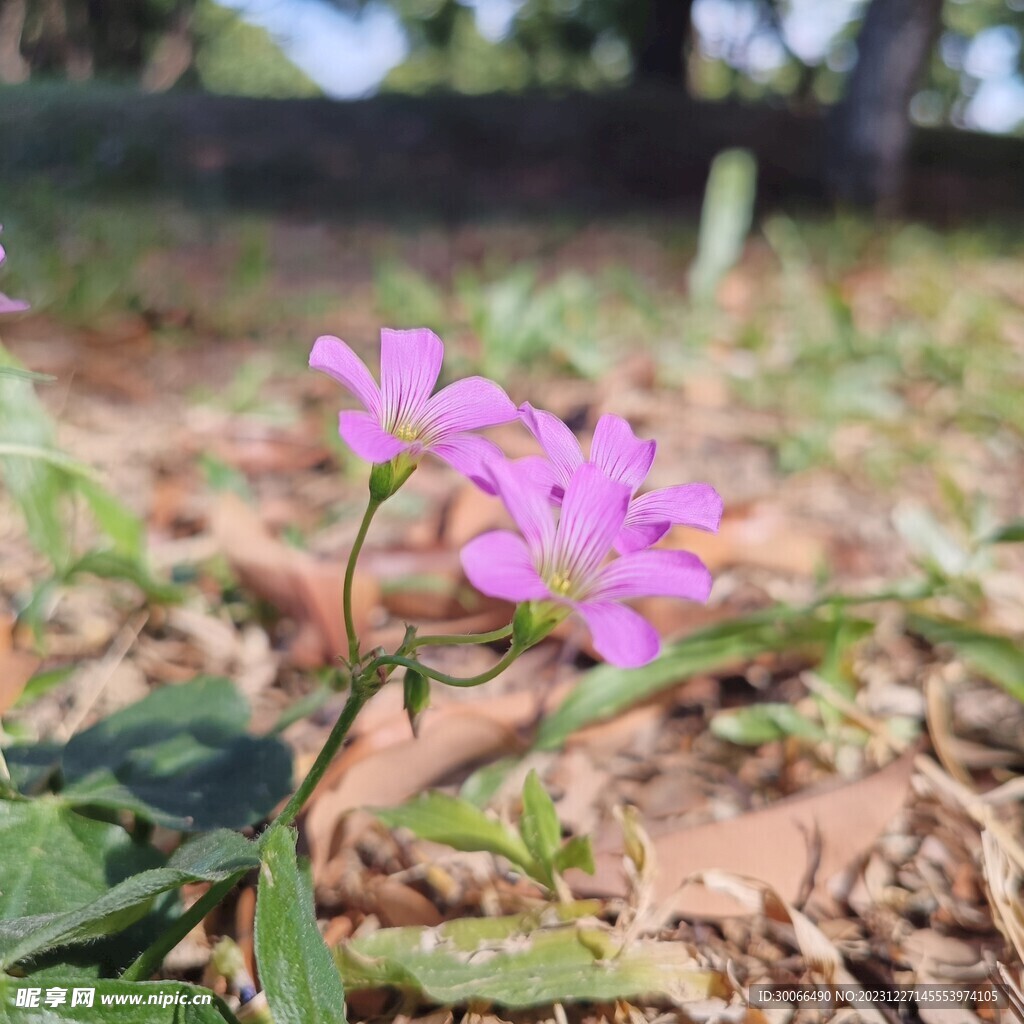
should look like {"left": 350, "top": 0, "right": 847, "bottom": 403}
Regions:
{"left": 684, "top": 871, "right": 888, "bottom": 1024}
{"left": 0, "top": 650, "right": 41, "bottom": 716}
{"left": 206, "top": 416, "right": 333, "bottom": 476}
{"left": 981, "top": 829, "right": 1024, "bottom": 967}
{"left": 370, "top": 878, "right": 445, "bottom": 928}
{"left": 212, "top": 493, "right": 379, "bottom": 667}
{"left": 571, "top": 749, "right": 916, "bottom": 917}
{"left": 675, "top": 502, "right": 828, "bottom": 577}
{"left": 306, "top": 708, "right": 527, "bottom": 873}
{"left": 442, "top": 482, "right": 506, "bottom": 549}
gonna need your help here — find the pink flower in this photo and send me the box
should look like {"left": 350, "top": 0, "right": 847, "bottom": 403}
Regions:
{"left": 519, "top": 403, "right": 722, "bottom": 553}
{"left": 310, "top": 328, "right": 517, "bottom": 486}
{"left": 461, "top": 460, "right": 712, "bottom": 668}
{"left": 0, "top": 226, "right": 28, "bottom": 315}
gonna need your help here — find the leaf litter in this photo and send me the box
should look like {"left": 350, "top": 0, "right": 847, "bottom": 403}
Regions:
{"left": 1, "top": 214, "right": 1023, "bottom": 1021}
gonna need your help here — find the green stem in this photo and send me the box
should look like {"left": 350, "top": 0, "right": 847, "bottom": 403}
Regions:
{"left": 369, "top": 646, "right": 523, "bottom": 688}
{"left": 267, "top": 681, "right": 375, "bottom": 832}
{"left": 122, "top": 873, "right": 243, "bottom": 982}
{"left": 344, "top": 499, "right": 381, "bottom": 663}
{"left": 411, "top": 624, "right": 513, "bottom": 649}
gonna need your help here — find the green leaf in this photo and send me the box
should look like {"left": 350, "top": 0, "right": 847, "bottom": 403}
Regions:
{"left": 0, "top": 367, "right": 55, "bottom": 383}
{"left": 373, "top": 792, "right": 533, "bottom": 876}
{"left": 336, "top": 911, "right": 726, "bottom": 1008}
{"left": 518, "top": 771, "right": 561, "bottom": 885}
{"left": 710, "top": 703, "right": 825, "bottom": 746}
{"left": 0, "top": 800, "right": 165, "bottom": 973}
{"left": 0, "top": 443, "right": 95, "bottom": 479}
{"left": 59, "top": 676, "right": 293, "bottom": 830}
{"left": 689, "top": 148, "right": 757, "bottom": 302}
{"left": 551, "top": 835, "right": 595, "bottom": 877}
{"left": 75, "top": 479, "right": 144, "bottom": 561}
{"left": 0, "top": 976, "right": 238, "bottom": 1023}
{"left": 458, "top": 756, "right": 519, "bottom": 808}
{"left": 0, "top": 827, "right": 258, "bottom": 970}
{"left": 536, "top": 609, "right": 838, "bottom": 750}
{"left": 62, "top": 550, "right": 182, "bottom": 604}
{"left": 255, "top": 827, "right": 347, "bottom": 1024}
{"left": 908, "top": 615, "right": 1024, "bottom": 703}
{"left": 14, "top": 665, "right": 75, "bottom": 708}
{"left": 982, "top": 520, "right": 1024, "bottom": 544}
{"left": 0, "top": 347, "right": 74, "bottom": 569}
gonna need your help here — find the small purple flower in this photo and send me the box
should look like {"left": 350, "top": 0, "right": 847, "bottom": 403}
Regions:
{"left": 519, "top": 403, "right": 722, "bottom": 554}
{"left": 461, "top": 460, "right": 712, "bottom": 668}
{"left": 0, "top": 226, "right": 28, "bottom": 315}
{"left": 310, "top": 328, "right": 517, "bottom": 486}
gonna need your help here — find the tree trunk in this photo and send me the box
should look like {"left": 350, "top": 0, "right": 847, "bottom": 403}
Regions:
{"left": 828, "top": 0, "right": 943, "bottom": 211}
{"left": 636, "top": 0, "right": 694, "bottom": 84}
{"left": 0, "top": 0, "right": 30, "bottom": 82}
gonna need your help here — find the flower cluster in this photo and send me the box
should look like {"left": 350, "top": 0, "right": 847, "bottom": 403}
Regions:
{"left": 312, "top": 328, "right": 721, "bottom": 668}
{"left": 0, "top": 226, "right": 29, "bottom": 316}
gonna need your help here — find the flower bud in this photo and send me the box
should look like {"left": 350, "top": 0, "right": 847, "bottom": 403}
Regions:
{"left": 402, "top": 668, "right": 431, "bottom": 736}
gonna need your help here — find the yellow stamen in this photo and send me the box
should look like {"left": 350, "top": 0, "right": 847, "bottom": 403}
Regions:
{"left": 548, "top": 571, "right": 573, "bottom": 596}
{"left": 394, "top": 423, "right": 419, "bottom": 442}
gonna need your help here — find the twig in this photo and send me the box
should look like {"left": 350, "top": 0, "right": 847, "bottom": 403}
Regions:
{"left": 58, "top": 611, "right": 148, "bottom": 740}
{"left": 799, "top": 671, "right": 908, "bottom": 754}
{"left": 913, "top": 755, "right": 1024, "bottom": 876}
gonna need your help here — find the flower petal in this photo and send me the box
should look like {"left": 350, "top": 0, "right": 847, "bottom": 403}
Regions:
{"left": 590, "top": 549, "right": 713, "bottom": 603}
{"left": 0, "top": 293, "right": 29, "bottom": 314}
{"left": 555, "top": 463, "right": 630, "bottom": 585}
{"left": 429, "top": 433, "right": 504, "bottom": 491}
{"left": 590, "top": 415, "right": 656, "bottom": 492}
{"left": 576, "top": 601, "right": 660, "bottom": 667}
{"left": 616, "top": 483, "right": 723, "bottom": 554}
{"left": 518, "top": 403, "right": 583, "bottom": 492}
{"left": 310, "top": 335, "right": 381, "bottom": 417}
{"left": 628, "top": 484, "right": 723, "bottom": 533}
{"left": 338, "top": 410, "right": 407, "bottom": 463}
{"left": 486, "top": 457, "right": 556, "bottom": 563}
{"left": 420, "top": 376, "right": 517, "bottom": 440}
{"left": 461, "top": 530, "right": 549, "bottom": 602}
{"left": 379, "top": 327, "right": 443, "bottom": 430}
{"left": 514, "top": 455, "right": 563, "bottom": 504}
{"left": 615, "top": 518, "right": 672, "bottom": 554}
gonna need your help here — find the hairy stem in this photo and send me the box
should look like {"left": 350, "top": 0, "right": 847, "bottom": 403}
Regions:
{"left": 344, "top": 499, "right": 381, "bottom": 663}
{"left": 267, "top": 680, "right": 376, "bottom": 832}
{"left": 122, "top": 873, "right": 244, "bottom": 982}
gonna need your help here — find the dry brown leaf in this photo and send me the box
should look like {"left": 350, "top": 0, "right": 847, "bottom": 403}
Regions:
{"left": 0, "top": 650, "right": 40, "bottom": 716}
{"left": 686, "top": 870, "right": 841, "bottom": 978}
{"left": 306, "top": 708, "right": 527, "bottom": 872}
{"left": 981, "top": 829, "right": 1024, "bottom": 967}
{"left": 572, "top": 749, "right": 916, "bottom": 918}
{"left": 442, "top": 482, "right": 507, "bottom": 548}
{"left": 684, "top": 871, "right": 889, "bottom": 1024}
{"left": 925, "top": 673, "right": 973, "bottom": 786}
{"left": 370, "top": 877, "right": 445, "bottom": 927}
{"left": 211, "top": 493, "right": 380, "bottom": 667}
{"left": 207, "top": 416, "right": 332, "bottom": 475}
{"left": 361, "top": 547, "right": 507, "bottom": 622}
{"left": 674, "top": 503, "right": 828, "bottom": 577}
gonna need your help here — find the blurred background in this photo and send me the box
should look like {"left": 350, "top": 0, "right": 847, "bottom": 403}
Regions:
{"left": 1, "top": 0, "right": 1023, "bottom": 215}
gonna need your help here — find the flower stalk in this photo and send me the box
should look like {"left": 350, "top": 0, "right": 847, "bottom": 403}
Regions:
{"left": 344, "top": 497, "right": 381, "bottom": 663}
